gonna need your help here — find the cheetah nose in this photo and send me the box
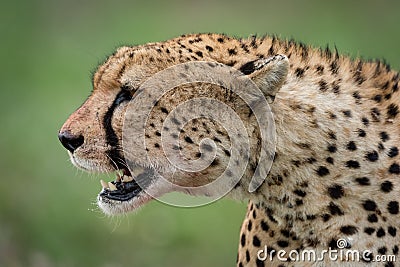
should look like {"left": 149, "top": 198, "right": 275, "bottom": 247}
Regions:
{"left": 58, "top": 130, "right": 84, "bottom": 153}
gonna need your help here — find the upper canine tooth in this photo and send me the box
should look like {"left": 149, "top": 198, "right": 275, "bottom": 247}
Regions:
{"left": 115, "top": 175, "right": 121, "bottom": 182}
{"left": 100, "top": 179, "right": 109, "bottom": 189}
{"left": 108, "top": 182, "right": 117, "bottom": 191}
{"left": 122, "top": 175, "right": 133, "bottom": 182}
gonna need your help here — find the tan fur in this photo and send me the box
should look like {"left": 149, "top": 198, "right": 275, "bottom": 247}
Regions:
{"left": 60, "top": 34, "right": 400, "bottom": 266}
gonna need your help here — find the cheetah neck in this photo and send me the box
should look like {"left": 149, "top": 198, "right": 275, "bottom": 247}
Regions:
{"left": 239, "top": 39, "right": 400, "bottom": 252}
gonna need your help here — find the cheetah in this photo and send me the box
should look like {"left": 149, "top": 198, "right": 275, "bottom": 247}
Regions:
{"left": 59, "top": 33, "right": 400, "bottom": 266}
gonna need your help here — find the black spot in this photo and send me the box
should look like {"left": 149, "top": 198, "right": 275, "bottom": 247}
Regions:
{"left": 260, "top": 220, "right": 269, "bottom": 232}
{"left": 372, "top": 94, "right": 382, "bottom": 103}
{"left": 340, "top": 225, "right": 358, "bottom": 235}
{"left": 387, "top": 103, "right": 399, "bottom": 119}
{"left": 362, "top": 117, "right": 369, "bottom": 126}
{"left": 294, "top": 189, "right": 307, "bottom": 197}
{"left": 343, "top": 110, "right": 352, "bottom": 117}
{"left": 277, "top": 240, "right": 289, "bottom": 248}
{"left": 252, "top": 209, "right": 257, "bottom": 219}
{"left": 318, "top": 80, "right": 328, "bottom": 91}
{"left": 388, "top": 226, "right": 397, "bottom": 237}
{"left": 160, "top": 107, "right": 168, "bottom": 114}
{"left": 255, "top": 258, "right": 265, "bottom": 267}
{"left": 332, "top": 84, "right": 340, "bottom": 94}
{"left": 365, "top": 151, "right": 379, "bottom": 162}
{"left": 316, "top": 166, "right": 329, "bottom": 176}
{"left": 378, "top": 247, "right": 387, "bottom": 255}
{"left": 252, "top": 235, "right": 261, "bottom": 247}
{"left": 205, "top": 45, "right": 214, "bottom": 52}
{"left": 353, "top": 91, "right": 361, "bottom": 99}
{"left": 195, "top": 51, "right": 203, "bottom": 57}
{"left": 327, "top": 144, "right": 337, "bottom": 153}
{"left": 381, "top": 181, "right": 393, "bottom": 193}
{"left": 346, "top": 160, "right": 360, "bottom": 169}
{"left": 364, "top": 227, "right": 375, "bottom": 235}
{"left": 363, "top": 200, "right": 377, "bottom": 211}
{"left": 295, "top": 68, "right": 305, "bottom": 78}
{"left": 155, "top": 131, "right": 161, "bottom": 136}
{"left": 326, "top": 157, "right": 334, "bottom": 164}
{"left": 388, "top": 201, "right": 399, "bottom": 214}
{"left": 184, "top": 136, "right": 194, "bottom": 144}
{"left": 228, "top": 48, "right": 237, "bottom": 55}
{"left": 328, "top": 238, "right": 338, "bottom": 249}
{"left": 347, "top": 141, "right": 357, "bottom": 151}
{"left": 306, "top": 214, "right": 316, "bottom": 220}
{"left": 368, "top": 214, "right": 378, "bottom": 223}
{"left": 154, "top": 143, "right": 160, "bottom": 148}
{"left": 380, "top": 131, "right": 389, "bottom": 142}
{"left": 316, "top": 65, "right": 324, "bottom": 74}
{"left": 377, "top": 227, "right": 386, "bottom": 237}
{"left": 245, "top": 250, "right": 250, "bottom": 262}
{"left": 389, "top": 163, "right": 400, "bottom": 174}
{"left": 280, "top": 229, "right": 290, "bottom": 238}
{"left": 388, "top": 147, "right": 399, "bottom": 158}
{"left": 329, "top": 202, "right": 344, "bottom": 215}
{"left": 358, "top": 129, "right": 366, "bottom": 137}
{"left": 241, "top": 233, "right": 246, "bottom": 246}
{"left": 295, "top": 199, "right": 303, "bottom": 206}
{"left": 247, "top": 220, "right": 252, "bottom": 231}
{"left": 393, "top": 245, "right": 399, "bottom": 255}
{"left": 322, "top": 214, "right": 331, "bottom": 222}
{"left": 213, "top": 137, "right": 221, "bottom": 143}
{"left": 327, "top": 184, "right": 344, "bottom": 199}
{"left": 355, "top": 177, "right": 370, "bottom": 186}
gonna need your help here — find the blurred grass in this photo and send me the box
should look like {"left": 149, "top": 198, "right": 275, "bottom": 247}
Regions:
{"left": 0, "top": 0, "right": 399, "bottom": 266}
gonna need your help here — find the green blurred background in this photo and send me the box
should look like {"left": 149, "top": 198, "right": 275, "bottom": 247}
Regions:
{"left": 0, "top": 0, "right": 399, "bottom": 266}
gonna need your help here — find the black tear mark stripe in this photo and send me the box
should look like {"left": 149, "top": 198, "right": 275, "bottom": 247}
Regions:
{"left": 103, "top": 89, "right": 133, "bottom": 169}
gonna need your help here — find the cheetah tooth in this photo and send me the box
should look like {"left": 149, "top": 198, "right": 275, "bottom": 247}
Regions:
{"left": 122, "top": 175, "right": 134, "bottom": 182}
{"left": 108, "top": 182, "right": 117, "bottom": 191}
{"left": 100, "top": 179, "right": 109, "bottom": 189}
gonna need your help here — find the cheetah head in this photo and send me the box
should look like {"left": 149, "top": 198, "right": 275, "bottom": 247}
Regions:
{"left": 58, "top": 44, "right": 289, "bottom": 215}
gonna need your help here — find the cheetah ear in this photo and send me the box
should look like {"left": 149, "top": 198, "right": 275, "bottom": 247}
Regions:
{"left": 239, "top": 54, "right": 289, "bottom": 103}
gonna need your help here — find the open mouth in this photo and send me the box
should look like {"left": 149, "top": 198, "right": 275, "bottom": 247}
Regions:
{"left": 98, "top": 165, "right": 153, "bottom": 202}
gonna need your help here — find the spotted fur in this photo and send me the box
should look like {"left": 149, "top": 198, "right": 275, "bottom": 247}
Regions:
{"left": 59, "top": 34, "right": 400, "bottom": 266}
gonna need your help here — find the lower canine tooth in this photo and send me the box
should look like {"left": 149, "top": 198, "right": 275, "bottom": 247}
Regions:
{"left": 108, "top": 182, "right": 117, "bottom": 191}
{"left": 122, "top": 175, "right": 133, "bottom": 182}
{"left": 100, "top": 179, "right": 109, "bottom": 189}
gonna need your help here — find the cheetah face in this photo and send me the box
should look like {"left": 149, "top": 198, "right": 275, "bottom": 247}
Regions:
{"left": 58, "top": 44, "right": 289, "bottom": 215}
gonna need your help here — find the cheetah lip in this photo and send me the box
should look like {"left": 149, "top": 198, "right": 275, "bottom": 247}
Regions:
{"left": 98, "top": 166, "right": 151, "bottom": 201}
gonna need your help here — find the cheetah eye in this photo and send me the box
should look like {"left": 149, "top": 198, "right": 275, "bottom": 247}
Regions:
{"left": 114, "top": 89, "right": 133, "bottom": 105}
